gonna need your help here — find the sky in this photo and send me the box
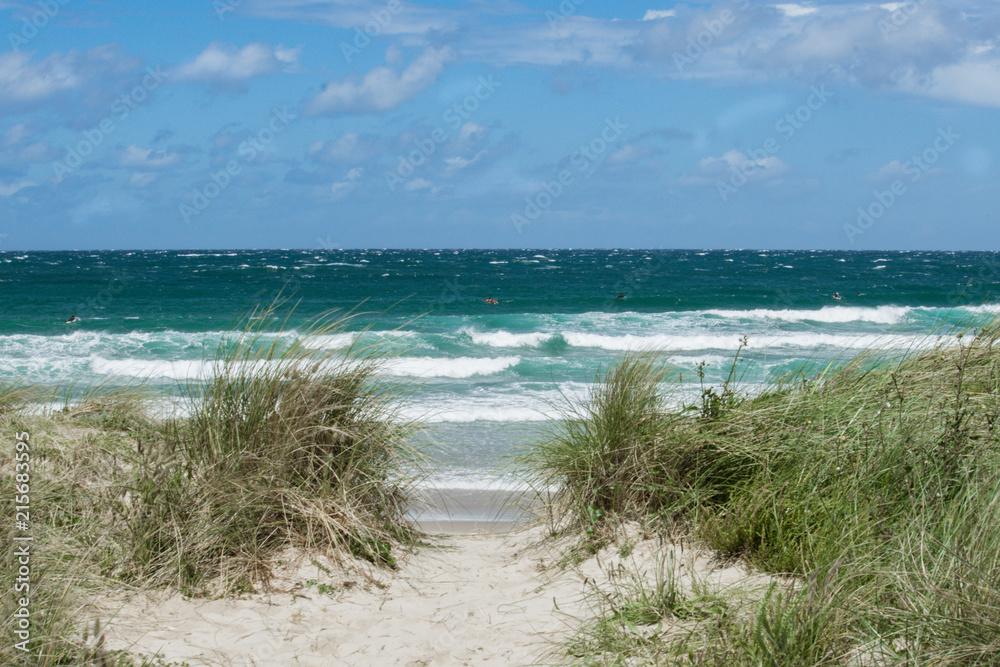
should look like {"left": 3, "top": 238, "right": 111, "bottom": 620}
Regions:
{"left": 0, "top": 0, "right": 997, "bottom": 250}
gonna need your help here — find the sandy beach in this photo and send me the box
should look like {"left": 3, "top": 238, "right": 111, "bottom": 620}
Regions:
{"left": 96, "top": 520, "right": 768, "bottom": 666}
{"left": 10, "top": 0, "right": 1000, "bottom": 658}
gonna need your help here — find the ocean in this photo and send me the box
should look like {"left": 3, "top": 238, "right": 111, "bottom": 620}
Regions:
{"left": 4, "top": 249, "right": 1000, "bottom": 493}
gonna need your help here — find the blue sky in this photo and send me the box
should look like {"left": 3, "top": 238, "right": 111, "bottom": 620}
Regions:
{"left": 0, "top": 0, "right": 997, "bottom": 250}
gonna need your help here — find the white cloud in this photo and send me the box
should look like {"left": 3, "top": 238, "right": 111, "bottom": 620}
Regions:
{"left": 0, "top": 179, "right": 34, "bottom": 196}
{"left": 642, "top": 10, "right": 675, "bottom": 21}
{"left": 444, "top": 150, "right": 486, "bottom": 172}
{"left": 774, "top": 4, "right": 818, "bottom": 18}
{"left": 458, "top": 121, "right": 486, "bottom": 140}
{"left": 678, "top": 149, "right": 787, "bottom": 186}
{"left": 117, "top": 145, "right": 183, "bottom": 170}
{"left": 308, "top": 133, "right": 383, "bottom": 164}
{"left": 903, "top": 59, "right": 1000, "bottom": 108}
{"left": 0, "top": 122, "right": 57, "bottom": 164}
{"left": 734, "top": 3, "right": 966, "bottom": 88}
{"left": 243, "top": 0, "right": 459, "bottom": 36}
{"left": 607, "top": 144, "right": 654, "bottom": 164}
{"left": 868, "top": 160, "right": 909, "bottom": 181}
{"left": 640, "top": 1, "right": 1000, "bottom": 108}
{"left": 2, "top": 123, "right": 33, "bottom": 148}
{"left": 0, "top": 46, "right": 124, "bottom": 105}
{"left": 465, "top": 18, "right": 637, "bottom": 68}
{"left": 330, "top": 167, "right": 365, "bottom": 199}
{"left": 306, "top": 47, "right": 454, "bottom": 115}
{"left": 226, "top": 0, "right": 1000, "bottom": 110}
{"left": 404, "top": 178, "right": 437, "bottom": 192}
{"left": 175, "top": 42, "right": 299, "bottom": 87}
{"left": 705, "top": 150, "right": 786, "bottom": 175}
{"left": 0, "top": 51, "right": 81, "bottom": 102}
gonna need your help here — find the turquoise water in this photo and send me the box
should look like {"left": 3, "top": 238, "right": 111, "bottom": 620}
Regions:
{"left": 4, "top": 249, "right": 1000, "bottom": 487}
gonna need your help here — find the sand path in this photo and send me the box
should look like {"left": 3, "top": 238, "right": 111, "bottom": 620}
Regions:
{"left": 100, "top": 527, "right": 763, "bottom": 666}
{"left": 101, "top": 528, "right": 588, "bottom": 666}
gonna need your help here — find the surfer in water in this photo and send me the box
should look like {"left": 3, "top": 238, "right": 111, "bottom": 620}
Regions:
{"left": 617, "top": 293, "right": 625, "bottom": 300}
{"left": 65, "top": 315, "right": 79, "bottom": 323}
{"left": 484, "top": 298, "right": 498, "bottom": 305}
{"left": 832, "top": 292, "right": 842, "bottom": 301}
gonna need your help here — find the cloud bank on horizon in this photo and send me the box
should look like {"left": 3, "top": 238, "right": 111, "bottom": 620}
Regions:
{"left": 0, "top": 0, "right": 997, "bottom": 250}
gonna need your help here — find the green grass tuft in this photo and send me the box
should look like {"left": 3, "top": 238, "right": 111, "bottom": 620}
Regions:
{"left": 533, "top": 323, "right": 1000, "bottom": 665}
{"left": 102, "top": 305, "right": 423, "bottom": 592}
{"left": 0, "top": 303, "right": 425, "bottom": 664}
{"left": 523, "top": 352, "right": 688, "bottom": 535}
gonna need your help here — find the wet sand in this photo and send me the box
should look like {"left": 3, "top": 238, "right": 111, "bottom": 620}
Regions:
{"left": 408, "top": 486, "right": 542, "bottom": 534}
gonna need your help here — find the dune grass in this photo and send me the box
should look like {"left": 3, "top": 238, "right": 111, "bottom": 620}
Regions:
{"left": 528, "top": 324, "right": 1000, "bottom": 664}
{"left": 0, "top": 384, "right": 172, "bottom": 666}
{"left": 526, "top": 352, "right": 683, "bottom": 535}
{"left": 104, "top": 306, "right": 423, "bottom": 592}
{"left": 0, "top": 306, "right": 423, "bottom": 664}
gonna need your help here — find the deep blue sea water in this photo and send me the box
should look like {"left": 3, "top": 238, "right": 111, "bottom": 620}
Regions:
{"left": 4, "top": 249, "right": 1000, "bottom": 489}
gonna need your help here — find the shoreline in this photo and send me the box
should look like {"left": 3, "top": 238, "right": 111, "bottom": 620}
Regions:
{"left": 408, "top": 486, "right": 542, "bottom": 534}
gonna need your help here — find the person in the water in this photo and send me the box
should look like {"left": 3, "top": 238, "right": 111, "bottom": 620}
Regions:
{"left": 484, "top": 298, "right": 498, "bottom": 305}
{"left": 65, "top": 315, "right": 79, "bottom": 323}
{"left": 617, "top": 293, "right": 625, "bottom": 300}
{"left": 832, "top": 292, "right": 842, "bottom": 300}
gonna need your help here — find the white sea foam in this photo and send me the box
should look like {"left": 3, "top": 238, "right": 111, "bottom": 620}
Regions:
{"left": 403, "top": 404, "right": 556, "bottom": 423}
{"left": 385, "top": 356, "right": 520, "bottom": 378}
{"left": 670, "top": 354, "right": 735, "bottom": 369}
{"left": 957, "top": 304, "right": 1000, "bottom": 314}
{"left": 399, "top": 381, "right": 591, "bottom": 422}
{"left": 561, "top": 331, "right": 926, "bottom": 352}
{"left": 0, "top": 330, "right": 430, "bottom": 368}
{"left": 461, "top": 328, "right": 553, "bottom": 348}
{"left": 415, "top": 473, "right": 538, "bottom": 492}
{"left": 702, "top": 305, "right": 913, "bottom": 325}
{"left": 89, "top": 355, "right": 333, "bottom": 380}
{"left": 0, "top": 302, "right": 986, "bottom": 399}
{"left": 308, "top": 330, "right": 422, "bottom": 352}
{"left": 89, "top": 357, "right": 209, "bottom": 379}
{"left": 308, "top": 332, "right": 358, "bottom": 349}
{"left": 86, "top": 352, "right": 519, "bottom": 381}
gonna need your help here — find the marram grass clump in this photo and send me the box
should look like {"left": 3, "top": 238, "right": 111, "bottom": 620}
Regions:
{"left": 0, "top": 307, "right": 424, "bottom": 663}
{"left": 524, "top": 352, "right": 681, "bottom": 529}
{"left": 102, "top": 307, "right": 423, "bottom": 592}
{"left": 532, "top": 323, "right": 1000, "bottom": 665}
{"left": 0, "top": 390, "right": 185, "bottom": 666}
